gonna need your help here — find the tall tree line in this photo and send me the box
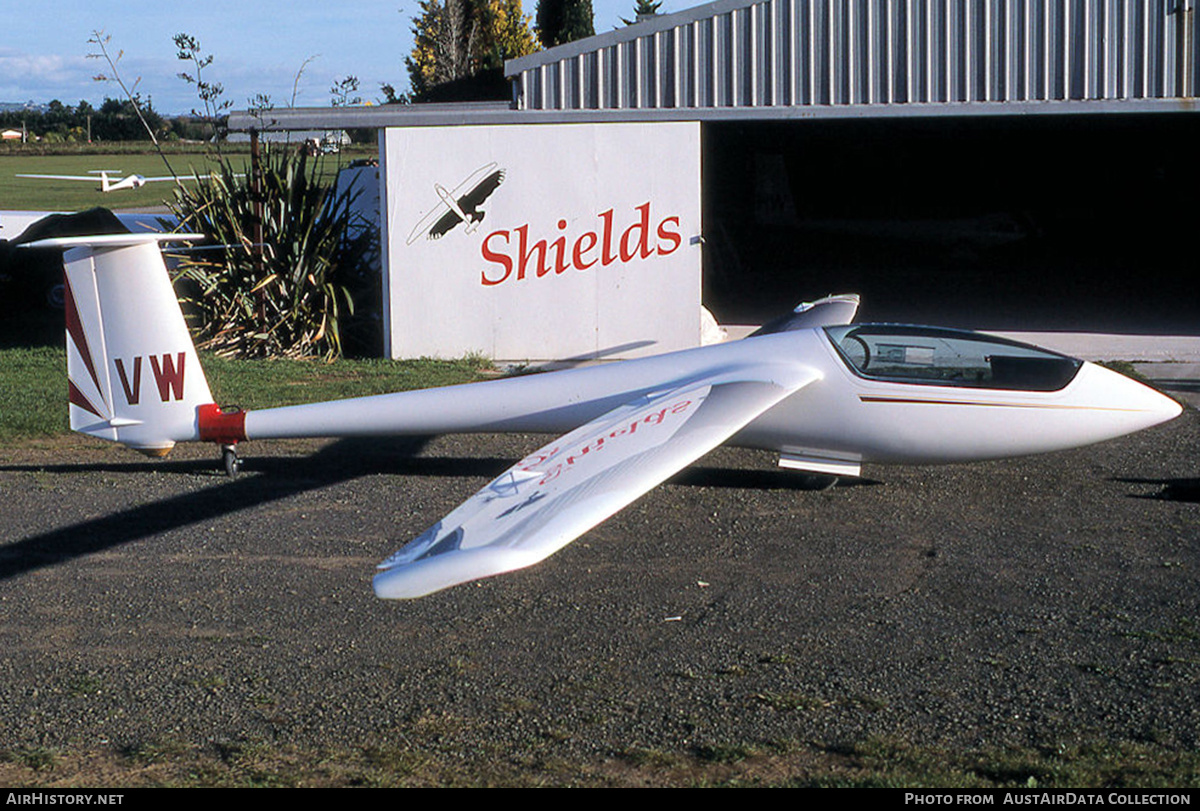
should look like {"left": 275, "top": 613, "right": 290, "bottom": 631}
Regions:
{"left": 0, "top": 98, "right": 218, "bottom": 143}
{"left": 537, "top": 0, "right": 595, "bottom": 47}
{"left": 404, "top": 0, "right": 595, "bottom": 101}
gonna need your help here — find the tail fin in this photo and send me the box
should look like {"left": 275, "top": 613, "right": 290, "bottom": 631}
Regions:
{"left": 31, "top": 234, "right": 214, "bottom": 456}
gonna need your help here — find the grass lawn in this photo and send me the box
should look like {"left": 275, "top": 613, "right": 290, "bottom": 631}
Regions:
{"left": 2, "top": 722, "right": 1198, "bottom": 787}
{"left": 0, "top": 144, "right": 374, "bottom": 212}
{"left": 0, "top": 342, "right": 494, "bottom": 444}
{"left": 0, "top": 151, "right": 238, "bottom": 212}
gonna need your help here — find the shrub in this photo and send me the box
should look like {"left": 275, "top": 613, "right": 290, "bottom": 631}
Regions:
{"left": 168, "top": 147, "right": 370, "bottom": 360}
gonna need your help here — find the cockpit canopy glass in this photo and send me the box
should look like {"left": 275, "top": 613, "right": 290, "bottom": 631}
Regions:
{"left": 824, "top": 325, "right": 1082, "bottom": 391}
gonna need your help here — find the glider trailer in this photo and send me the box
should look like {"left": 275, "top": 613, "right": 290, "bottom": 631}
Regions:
{"left": 37, "top": 234, "right": 1182, "bottom": 599}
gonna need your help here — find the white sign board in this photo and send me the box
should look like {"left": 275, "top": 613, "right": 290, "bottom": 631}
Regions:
{"left": 380, "top": 122, "right": 701, "bottom": 361}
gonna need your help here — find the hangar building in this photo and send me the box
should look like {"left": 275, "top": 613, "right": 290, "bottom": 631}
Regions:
{"left": 230, "top": 0, "right": 1200, "bottom": 362}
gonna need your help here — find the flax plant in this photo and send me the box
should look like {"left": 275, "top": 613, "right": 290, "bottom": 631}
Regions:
{"left": 168, "top": 148, "right": 369, "bottom": 360}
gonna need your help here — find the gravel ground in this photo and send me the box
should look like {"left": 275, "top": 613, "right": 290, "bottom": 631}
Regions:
{"left": 0, "top": 409, "right": 1196, "bottom": 777}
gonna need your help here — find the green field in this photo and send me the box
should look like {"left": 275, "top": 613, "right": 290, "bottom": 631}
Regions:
{"left": 0, "top": 344, "right": 496, "bottom": 443}
{"left": 0, "top": 144, "right": 373, "bottom": 211}
{"left": 0, "top": 151, "right": 236, "bottom": 211}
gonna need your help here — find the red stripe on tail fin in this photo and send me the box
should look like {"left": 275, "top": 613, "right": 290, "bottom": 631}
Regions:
{"left": 68, "top": 380, "right": 104, "bottom": 419}
{"left": 64, "top": 274, "right": 104, "bottom": 399}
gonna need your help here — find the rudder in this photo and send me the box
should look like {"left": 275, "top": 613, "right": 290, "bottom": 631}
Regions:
{"left": 37, "top": 234, "right": 213, "bottom": 455}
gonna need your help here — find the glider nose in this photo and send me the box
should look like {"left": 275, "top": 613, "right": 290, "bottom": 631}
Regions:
{"left": 1076, "top": 361, "right": 1183, "bottom": 435}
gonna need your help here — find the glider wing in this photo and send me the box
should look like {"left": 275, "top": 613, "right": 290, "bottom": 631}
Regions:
{"left": 373, "top": 363, "right": 818, "bottom": 598}
{"left": 15, "top": 174, "right": 106, "bottom": 182}
{"left": 141, "top": 175, "right": 209, "bottom": 183}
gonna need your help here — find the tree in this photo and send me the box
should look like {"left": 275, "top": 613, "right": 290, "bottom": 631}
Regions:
{"left": 380, "top": 83, "right": 404, "bottom": 104}
{"left": 173, "top": 33, "right": 232, "bottom": 143}
{"left": 42, "top": 100, "right": 72, "bottom": 138}
{"left": 91, "top": 96, "right": 165, "bottom": 142}
{"left": 621, "top": 0, "right": 662, "bottom": 25}
{"left": 478, "top": 0, "right": 540, "bottom": 68}
{"left": 406, "top": 0, "right": 539, "bottom": 101}
{"left": 330, "top": 75, "right": 363, "bottom": 106}
{"left": 535, "top": 0, "right": 594, "bottom": 48}
{"left": 407, "top": 0, "right": 480, "bottom": 99}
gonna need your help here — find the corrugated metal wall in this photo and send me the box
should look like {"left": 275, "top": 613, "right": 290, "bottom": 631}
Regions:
{"left": 511, "top": 0, "right": 1199, "bottom": 110}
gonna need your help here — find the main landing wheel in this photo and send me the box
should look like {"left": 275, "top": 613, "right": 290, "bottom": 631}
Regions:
{"left": 221, "top": 444, "right": 242, "bottom": 478}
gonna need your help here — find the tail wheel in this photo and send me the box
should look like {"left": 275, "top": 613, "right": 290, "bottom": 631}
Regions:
{"left": 221, "top": 444, "right": 242, "bottom": 478}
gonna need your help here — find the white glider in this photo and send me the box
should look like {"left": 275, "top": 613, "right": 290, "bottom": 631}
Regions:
{"left": 16, "top": 170, "right": 208, "bottom": 193}
{"left": 31, "top": 234, "right": 1182, "bottom": 599}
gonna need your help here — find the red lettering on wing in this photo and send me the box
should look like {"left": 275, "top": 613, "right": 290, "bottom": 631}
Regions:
{"left": 526, "top": 398, "right": 697, "bottom": 486}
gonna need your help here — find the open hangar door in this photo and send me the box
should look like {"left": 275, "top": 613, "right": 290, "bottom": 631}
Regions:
{"left": 701, "top": 114, "right": 1199, "bottom": 334}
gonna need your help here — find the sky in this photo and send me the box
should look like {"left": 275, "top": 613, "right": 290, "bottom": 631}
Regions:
{"left": 2, "top": 0, "right": 658, "bottom": 115}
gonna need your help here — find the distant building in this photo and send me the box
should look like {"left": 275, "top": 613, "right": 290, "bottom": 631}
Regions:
{"left": 1, "top": 129, "right": 25, "bottom": 142}
{"left": 225, "top": 129, "right": 350, "bottom": 147}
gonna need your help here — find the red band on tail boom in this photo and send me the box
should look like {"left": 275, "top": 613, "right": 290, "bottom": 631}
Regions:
{"left": 198, "top": 404, "right": 247, "bottom": 444}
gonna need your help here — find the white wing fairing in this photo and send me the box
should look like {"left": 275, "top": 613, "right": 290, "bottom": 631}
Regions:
{"left": 750, "top": 293, "right": 861, "bottom": 335}
{"left": 374, "top": 368, "right": 817, "bottom": 598}
{"left": 33, "top": 237, "right": 1184, "bottom": 600}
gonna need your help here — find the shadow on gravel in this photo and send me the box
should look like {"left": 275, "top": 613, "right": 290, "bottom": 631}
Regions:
{"left": 0, "top": 436, "right": 852, "bottom": 584}
{"left": 1115, "top": 476, "right": 1200, "bottom": 503}
{"left": 0, "top": 442, "right": 513, "bottom": 481}
{"left": 674, "top": 466, "right": 883, "bottom": 490}
{"left": 0, "top": 436, "right": 434, "bottom": 584}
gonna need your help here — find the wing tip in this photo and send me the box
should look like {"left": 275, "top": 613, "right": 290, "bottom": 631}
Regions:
{"left": 372, "top": 548, "right": 543, "bottom": 600}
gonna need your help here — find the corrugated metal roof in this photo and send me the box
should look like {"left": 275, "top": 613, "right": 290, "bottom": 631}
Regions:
{"left": 227, "top": 0, "right": 1200, "bottom": 131}
{"left": 507, "top": 0, "right": 1200, "bottom": 111}
{"left": 226, "top": 96, "right": 1200, "bottom": 132}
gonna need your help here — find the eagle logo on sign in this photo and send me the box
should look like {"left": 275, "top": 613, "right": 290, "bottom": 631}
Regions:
{"left": 406, "top": 163, "right": 506, "bottom": 245}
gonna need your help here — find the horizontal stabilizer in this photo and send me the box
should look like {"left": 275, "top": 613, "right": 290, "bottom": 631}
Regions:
{"left": 20, "top": 233, "right": 204, "bottom": 251}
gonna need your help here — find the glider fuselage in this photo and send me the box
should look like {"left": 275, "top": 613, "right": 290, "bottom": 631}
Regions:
{"left": 238, "top": 327, "right": 1178, "bottom": 473}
